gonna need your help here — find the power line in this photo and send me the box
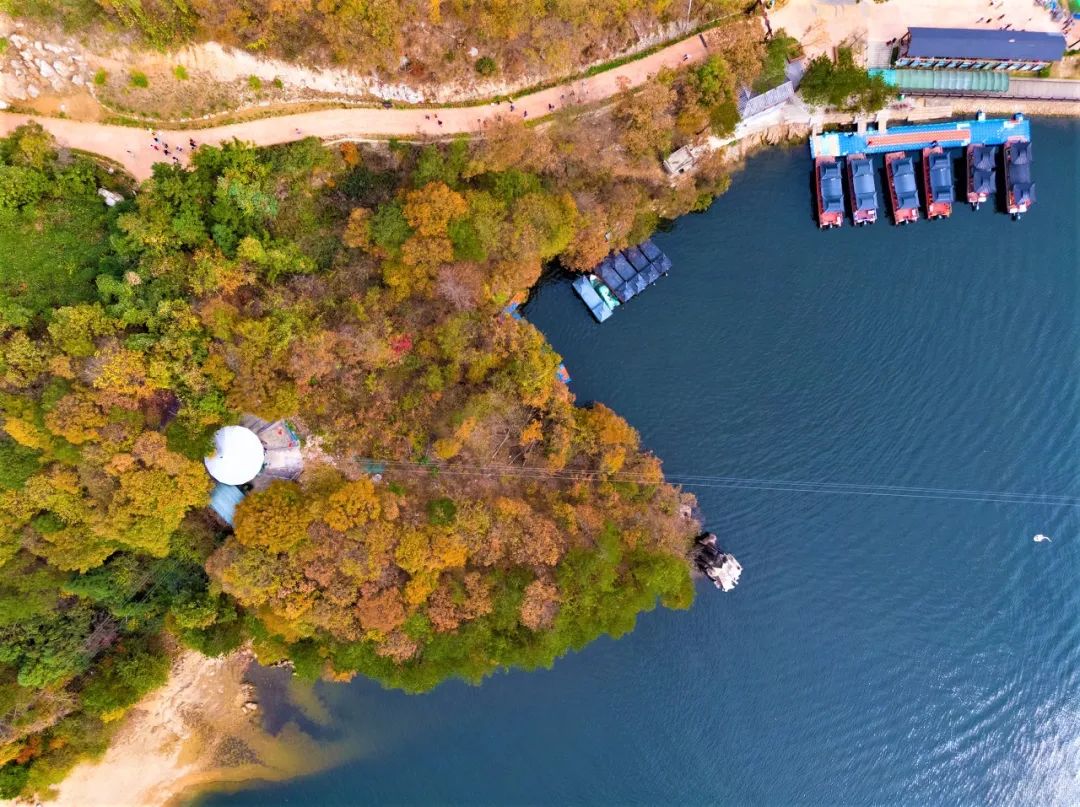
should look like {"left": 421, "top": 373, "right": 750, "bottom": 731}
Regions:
{"left": 359, "top": 457, "right": 1080, "bottom": 508}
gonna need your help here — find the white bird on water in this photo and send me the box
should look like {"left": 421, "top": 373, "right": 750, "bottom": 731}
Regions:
{"left": 1033, "top": 534, "right": 1052, "bottom": 543}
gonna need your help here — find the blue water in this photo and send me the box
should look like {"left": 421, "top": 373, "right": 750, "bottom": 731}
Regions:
{"left": 204, "top": 119, "right": 1080, "bottom": 805}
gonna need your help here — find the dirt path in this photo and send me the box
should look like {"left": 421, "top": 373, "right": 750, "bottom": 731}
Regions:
{"left": 0, "top": 30, "right": 714, "bottom": 180}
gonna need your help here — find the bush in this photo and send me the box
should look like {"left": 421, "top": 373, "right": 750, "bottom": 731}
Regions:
{"left": 248, "top": 75, "right": 262, "bottom": 91}
{"left": 173, "top": 65, "right": 188, "bottom": 80}
{"left": 93, "top": 68, "right": 107, "bottom": 86}
{"left": 475, "top": 56, "right": 497, "bottom": 76}
{"left": 128, "top": 71, "right": 149, "bottom": 88}
{"left": 0, "top": 764, "right": 29, "bottom": 799}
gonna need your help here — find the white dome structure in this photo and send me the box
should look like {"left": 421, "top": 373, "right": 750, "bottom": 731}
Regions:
{"left": 204, "top": 426, "right": 266, "bottom": 486}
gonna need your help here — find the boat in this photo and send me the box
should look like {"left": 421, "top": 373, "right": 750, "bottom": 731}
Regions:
{"left": 966, "top": 144, "right": 996, "bottom": 210}
{"left": 1004, "top": 138, "right": 1035, "bottom": 221}
{"left": 815, "top": 156, "right": 844, "bottom": 229}
{"left": 885, "top": 151, "right": 919, "bottom": 225}
{"left": 846, "top": 153, "right": 878, "bottom": 226}
{"left": 922, "top": 145, "right": 954, "bottom": 220}
{"left": 692, "top": 533, "right": 742, "bottom": 592}
{"left": 571, "top": 274, "right": 615, "bottom": 322}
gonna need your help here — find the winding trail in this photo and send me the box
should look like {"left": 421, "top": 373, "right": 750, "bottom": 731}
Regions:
{"left": 0, "top": 31, "right": 713, "bottom": 180}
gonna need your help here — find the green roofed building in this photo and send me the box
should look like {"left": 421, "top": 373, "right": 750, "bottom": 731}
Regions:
{"left": 870, "top": 68, "right": 1010, "bottom": 94}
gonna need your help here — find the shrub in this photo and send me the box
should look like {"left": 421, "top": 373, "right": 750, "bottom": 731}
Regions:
{"left": 93, "top": 68, "right": 107, "bottom": 86}
{"left": 248, "top": 75, "right": 262, "bottom": 91}
{"left": 173, "top": 65, "right": 188, "bottom": 80}
{"left": 475, "top": 56, "right": 497, "bottom": 76}
{"left": 798, "top": 47, "right": 894, "bottom": 111}
{"left": 128, "top": 71, "right": 149, "bottom": 88}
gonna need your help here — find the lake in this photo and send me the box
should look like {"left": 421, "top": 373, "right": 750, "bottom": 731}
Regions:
{"left": 201, "top": 118, "right": 1080, "bottom": 806}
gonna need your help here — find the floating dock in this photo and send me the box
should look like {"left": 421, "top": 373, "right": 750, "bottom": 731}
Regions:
{"left": 810, "top": 115, "right": 1030, "bottom": 159}
{"left": 573, "top": 239, "right": 672, "bottom": 322}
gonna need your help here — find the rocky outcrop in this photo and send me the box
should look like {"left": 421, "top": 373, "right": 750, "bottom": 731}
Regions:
{"left": 0, "top": 29, "right": 93, "bottom": 105}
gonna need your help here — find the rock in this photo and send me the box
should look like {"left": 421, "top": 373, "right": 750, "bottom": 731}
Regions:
{"left": 9, "top": 60, "right": 20, "bottom": 71}
{"left": 0, "top": 101, "right": 7, "bottom": 110}
{"left": 33, "top": 41, "right": 42, "bottom": 52}
{"left": 36, "top": 59, "right": 55, "bottom": 78}
{"left": 8, "top": 35, "right": 26, "bottom": 47}
{"left": 71, "top": 74, "right": 84, "bottom": 86}
{"left": 53, "top": 60, "right": 69, "bottom": 76}
{"left": 468, "top": 46, "right": 479, "bottom": 58}
{"left": 26, "top": 84, "right": 38, "bottom": 98}
{"left": 20, "top": 49, "right": 33, "bottom": 62}
{"left": 43, "top": 43, "right": 64, "bottom": 54}
{"left": 49, "top": 77, "right": 63, "bottom": 92}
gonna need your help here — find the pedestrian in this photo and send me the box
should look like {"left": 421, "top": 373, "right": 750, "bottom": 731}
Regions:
{"left": 510, "top": 103, "right": 515, "bottom": 111}
{"left": 682, "top": 53, "right": 689, "bottom": 61}
{"left": 425, "top": 114, "right": 430, "bottom": 120}
{"left": 189, "top": 138, "right": 196, "bottom": 149}
{"left": 438, "top": 119, "right": 443, "bottom": 126}
{"left": 548, "top": 103, "right": 554, "bottom": 111}
{"left": 523, "top": 110, "right": 528, "bottom": 118}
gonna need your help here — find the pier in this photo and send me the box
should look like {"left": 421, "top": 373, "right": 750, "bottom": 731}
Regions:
{"left": 810, "top": 115, "right": 1030, "bottom": 159}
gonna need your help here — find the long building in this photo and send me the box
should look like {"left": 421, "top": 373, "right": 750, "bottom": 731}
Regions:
{"left": 896, "top": 27, "right": 1066, "bottom": 72}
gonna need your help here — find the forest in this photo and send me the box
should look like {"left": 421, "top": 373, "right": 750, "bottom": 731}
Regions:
{"left": 0, "top": 38, "right": 781, "bottom": 795}
{"left": 8, "top": 0, "right": 747, "bottom": 81}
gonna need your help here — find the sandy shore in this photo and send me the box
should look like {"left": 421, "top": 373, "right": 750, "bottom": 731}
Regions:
{"left": 41, "top": 648, "right": 338, "bottom": 807}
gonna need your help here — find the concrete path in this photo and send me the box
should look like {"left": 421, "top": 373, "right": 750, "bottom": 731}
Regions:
{"left": 0, "top": 30, "right": 714, "bottom": 180}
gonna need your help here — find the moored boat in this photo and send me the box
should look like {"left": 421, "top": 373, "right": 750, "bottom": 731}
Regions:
{"left": 1004, "top": 138, "right": 1035, "bottom": 221}
{"left": 885, "top": 152, "right": 919, "bottom": 225}
{"left": 922, "top": 145, "right": 953, "bottom": 220}
{"left": 966, "top": 144, "right": 996, "bottom": 210}
{"left": 692, "top": 533, "right": 742, "bottom": 592}
{"left": 815, "top": 156, "right": 844, "bottom": 229}
{"left": 846, "top": 153, "right": 878, "bottom": 226}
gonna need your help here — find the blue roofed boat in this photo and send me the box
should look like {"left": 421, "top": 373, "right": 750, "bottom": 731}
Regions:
{"left": 815, "top": 156, "right": 844, "bottom": 229}
{"left": 966, "top": 144, "right": 996, "bottom": 210}
{"left": 572, "top": 239, "right": 671, "bottom": 322}
{"left": 1004, "top": 138, "right": 1034, "bottom": 220}
{"left": 846, "top": 153, "right": 878, "bottom": 226}
{"left": 922, "top": 145, "right": 954, "bottom": 220}
{"left": 572, "top": 275, "right": 614, "bottom": 322}
{"left": 885, "top": 152, "right": 920, "bottom": 225}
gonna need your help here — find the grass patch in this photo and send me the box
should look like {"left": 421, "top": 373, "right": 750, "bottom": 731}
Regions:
{"left": 0, "top": 196, "right": 111, "bottom": 317}
{"left": 129, "top": 71, "right": 149, "bottom": 88}
{"left": 248, "top": 75, "right": 262, "bottom": 91}
{"left": 173, "top": 65, "right": 189, "bottom": 80}
{"left": 0, "top": 37, "right": 9, "bottom": 55}
{"left": 93, "top": 68, "right": 107, "bottom": 86}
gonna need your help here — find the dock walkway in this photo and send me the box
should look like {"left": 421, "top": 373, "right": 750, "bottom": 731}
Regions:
{"left": 810, "top": 116, "right": 1030, "bottom": 158}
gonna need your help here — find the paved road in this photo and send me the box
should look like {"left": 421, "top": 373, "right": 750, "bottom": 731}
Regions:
{"left": 0, "top": 31, "right": 715, "bottom": 180}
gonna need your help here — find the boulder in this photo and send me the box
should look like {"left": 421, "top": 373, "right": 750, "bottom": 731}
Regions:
{"left": 26, "top": 83, "right": 39, "bottom": 98}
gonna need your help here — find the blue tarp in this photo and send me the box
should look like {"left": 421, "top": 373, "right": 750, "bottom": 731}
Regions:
{"left": 209, "top": 483, "right": 245, "bottom": 526}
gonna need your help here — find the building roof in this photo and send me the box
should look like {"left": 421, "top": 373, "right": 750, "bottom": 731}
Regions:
{"left": 906, "top": 27, "right": 1066, "bottom": 62}
{"left": 738, "top": 81, "right": 794, "bottom": 119}
{"left": 204, "top": 425, "right": 265, "bottom": 486}
{"left": 872, "top": 68, "right": 1010, "bottom": 93}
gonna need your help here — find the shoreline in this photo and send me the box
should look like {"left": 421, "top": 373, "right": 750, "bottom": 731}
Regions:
{"left": 45, "top": 649, "right": 344, "bottom": 807}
